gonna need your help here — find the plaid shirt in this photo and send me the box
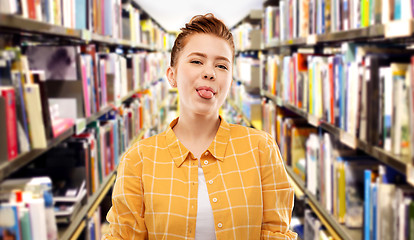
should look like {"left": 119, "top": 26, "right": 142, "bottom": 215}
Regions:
{"left": 104, "top": 116, "right": 297, "bottom": 240}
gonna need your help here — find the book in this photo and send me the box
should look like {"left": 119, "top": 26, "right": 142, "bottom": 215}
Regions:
{"left": 410, "top": 57, "right": 414, "bottom": 164}
{"left": 0, "top": 204, "right": 21, "bottom": 240}
{"left": 0, "top": 87, "right": 18, "bottom": 160}
{"left": 26, "top": 45, "right": 79, "bottom": 81}
{"left": 80, "top": 44, "right": 100, "bottom": 113}
{"left": 323, "top": 133, "right": 334, "bottom": 213}
{"left": 27, "top": 198, "right": 48, "bottom": 240}
{"left": 80, "top": 55, "right": 91, "bottom": 117}
{"left": 377, "top": 182, "right": 396, "bottom": 240}
{"left": 10, "top": 70, "right": 31, "bottom": 155}
{"left": 342, "top": 156, "right": 377, "bottom": 228}
{"left": 0, "top": 97, "right": 9, "bottom": 163}
{"left": 391, "top": 63, "right": 410, "bottom": 156}
{"left": 0, "top": 56, "right": 12, "bottom": 85}
{"left": 291, "top": 127, "right": 317, "bottom": 181}
{"left": 31, "top": 70, "right": 54, "bottom": 141}
{"left": 306, "top": 133, "right": 320, "bottom": 197}
{"left": 304, "top": 209, "right": 321, "bottom": 240}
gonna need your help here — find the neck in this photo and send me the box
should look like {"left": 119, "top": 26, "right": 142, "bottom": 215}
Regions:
{"left": 174, "top": 113, "right": 221, "bottom": 141}
{"left": 172, "top": 113, "right": 221, "bottom": 159}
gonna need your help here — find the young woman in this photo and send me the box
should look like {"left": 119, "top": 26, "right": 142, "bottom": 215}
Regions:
{"left": 104, "top": 13, "right": 297, "bottom": 240}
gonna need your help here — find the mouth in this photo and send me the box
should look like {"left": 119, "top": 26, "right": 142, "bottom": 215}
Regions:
{"left": 196, "top": 86, "right": 216, "bottom": 99}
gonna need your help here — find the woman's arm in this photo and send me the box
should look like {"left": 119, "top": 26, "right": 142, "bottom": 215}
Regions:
{"left": 103, "top": 143, "right": 148, "bottom": 240}
{"left": 259, "top": 134, "right": 298, "bottom": 240}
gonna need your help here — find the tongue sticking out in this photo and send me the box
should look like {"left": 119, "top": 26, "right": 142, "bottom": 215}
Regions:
{"left": 197, "top": 89, "right": 214, "bottom": 99}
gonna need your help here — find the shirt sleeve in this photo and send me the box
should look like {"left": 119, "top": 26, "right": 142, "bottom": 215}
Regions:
{"left": 259, "top": 134, "right": 298, "bottom": 240}
{"left": 103, "top": 143, "right": 148, "bottom": 240}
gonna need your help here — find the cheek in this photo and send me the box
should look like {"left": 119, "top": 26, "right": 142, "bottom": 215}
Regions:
{"left": 177, "top": 65, "right": 198, "bottom": 82}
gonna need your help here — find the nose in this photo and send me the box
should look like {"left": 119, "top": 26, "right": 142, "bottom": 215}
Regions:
{"left": 203, "top": 66, "right": 216, "bottom": 80}
{"left": 203, "top": 74, "right": 214, "bottom": 80}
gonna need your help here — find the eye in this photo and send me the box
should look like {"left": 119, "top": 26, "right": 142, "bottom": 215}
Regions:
{"left": 190, "top": 60, "right": 202, "bottom": 65}
{"left": 217, "top": 65, "right": 228, "bottom": 70}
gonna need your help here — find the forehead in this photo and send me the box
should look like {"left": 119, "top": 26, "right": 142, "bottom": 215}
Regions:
{"left": 180, "top": 34, "right": 233, "bottom": 60}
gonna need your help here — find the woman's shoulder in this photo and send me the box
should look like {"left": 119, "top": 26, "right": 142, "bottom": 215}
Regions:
{"left": 120, "top": 131, "right": 167, "bottom": 164}
{"left": 135, "top": 130, "right": 167, "bottom": 150}
{"left": 228, "top": 123, "right": 274, "bottom": 144}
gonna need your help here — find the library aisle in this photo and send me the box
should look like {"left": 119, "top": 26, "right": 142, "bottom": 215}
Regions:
{"left": 1, "top": 0, "right": 414, "bottom": 239}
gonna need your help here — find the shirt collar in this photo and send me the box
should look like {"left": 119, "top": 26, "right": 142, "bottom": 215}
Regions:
{"left": 165, "top": 115, "right": 230, "bottom": 168}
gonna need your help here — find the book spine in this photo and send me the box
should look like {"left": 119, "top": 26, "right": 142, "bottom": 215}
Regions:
{"left": 27, "top": 0, "right": 36, "bottom": 19}
{"left": 24, "top": 84, "right": 47, "bottom": 149}
{"left": 384, "top": 67, "right": 393, "bottom": 152}
{"left": 395, "top": 0, "right": 402, "bottom": 20}
{"left": 80, "top": 56, "right": 91, "bottom": 117}
{"left": 1, "top": 88, "right": 18, "bottom": 160}
{"left": 28, "top": 198, "right": 48, "bottom": 240}
{"left": 75, "top": 0, "right": 87, "bottom": 29}
{"left": 411, "top": 58, "right": 414, "bottom": 164}
{"left": 34, "top": 0, "right": 42, "bottom": 21}
{"left": 32, "top": 71, "right": 53, "bottom": 140}
{"left": 409, "top": 202, "right": 414, "bottom": 240}
{"left": 371, "top": 183, "right": 378, "bottom": 240}
{"left": 364, "top": 170, "right": 372, "bottom": 240}
{"left": 11, "top": 71, "right": 31, "bottom": 153}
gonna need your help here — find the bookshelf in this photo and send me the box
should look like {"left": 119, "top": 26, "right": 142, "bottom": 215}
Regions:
{"left": 227, "top": 98, "right": 353, "bottom": 239}
{"left": 230, "top": 94, "right": 364, "bottom": 240}
{"left": 0, "top": 13, "right": 158, "bottom": 50}
{"left": 0, "top": 89, "right": 148, "bottom": 182}
{"left": 286, "top": 166, "right": 361, "bottom": 240}
{"left": 0, "top": 1, "right": 172, "bottom": 239}
{"left": 58, "top": 127, "right": 147, "bottom": 240}
{"left": 259, "top": 1, "right": 414, "bottom": 239}
{"left": 262, "top": 90, "right": 409, "bottom": 176}
{"left": 0, "top": 127, "right": 74, "bottom": 181}
{"left": 231, "top": 9, "right": 263, "bottom": 52}
{"left": 262, "top": 21, "right": 414, "bottom": 49}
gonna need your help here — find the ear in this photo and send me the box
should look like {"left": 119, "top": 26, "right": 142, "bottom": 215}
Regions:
{"left": 166, "top": 66, "right": 177, "bottom": 87}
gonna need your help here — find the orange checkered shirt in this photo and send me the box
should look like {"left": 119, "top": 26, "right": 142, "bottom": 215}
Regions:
{"left": 104, "top": 116, "right": 297, "bottom": 239}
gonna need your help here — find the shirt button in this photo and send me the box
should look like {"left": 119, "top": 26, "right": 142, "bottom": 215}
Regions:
{"left": 204, "top": 152, "right": 209, "bottom": 156}
{"left": 204, "top": 160, "right": 209, "bottom": 165}
{"left": 208, "top": 180, "right": 213, "bottom": 184}
{"left": 217, "top": 223, "right": 222, "bottom": 228}
{"left": 212, "top": 198, "right": 217, "bottom": 203}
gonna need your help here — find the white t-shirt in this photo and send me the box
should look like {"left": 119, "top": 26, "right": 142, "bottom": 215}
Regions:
{"left": 195, "top": 167, "right": 216, "bottom": 240}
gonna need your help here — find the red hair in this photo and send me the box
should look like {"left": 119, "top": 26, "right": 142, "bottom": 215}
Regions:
{"left": 170, "top": 13, "right": 235, "bottom": 67}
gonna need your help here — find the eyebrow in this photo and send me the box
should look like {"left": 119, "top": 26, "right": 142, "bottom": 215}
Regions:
{"left": 187, "top": 52, "right": 230, "bottom": 63}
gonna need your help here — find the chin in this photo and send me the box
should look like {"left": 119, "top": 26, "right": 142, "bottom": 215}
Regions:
{"left": 191, "top": 107, "right": 219, "bottom": 117}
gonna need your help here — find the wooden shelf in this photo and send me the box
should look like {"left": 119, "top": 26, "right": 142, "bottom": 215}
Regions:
{"left": 0, "top": 13, "right": 81, "bottom": 38}
{"left": 0, "top": 127, "right": 74, "bottom": 181}
{"left": 263, "top": 21, "right": 414, "bottom": 49}
{"left": 0, "top": 14, "right": 154, "bottom": 50}
{"left": 285, "top": 166, "right": 362, "bottom": 240}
